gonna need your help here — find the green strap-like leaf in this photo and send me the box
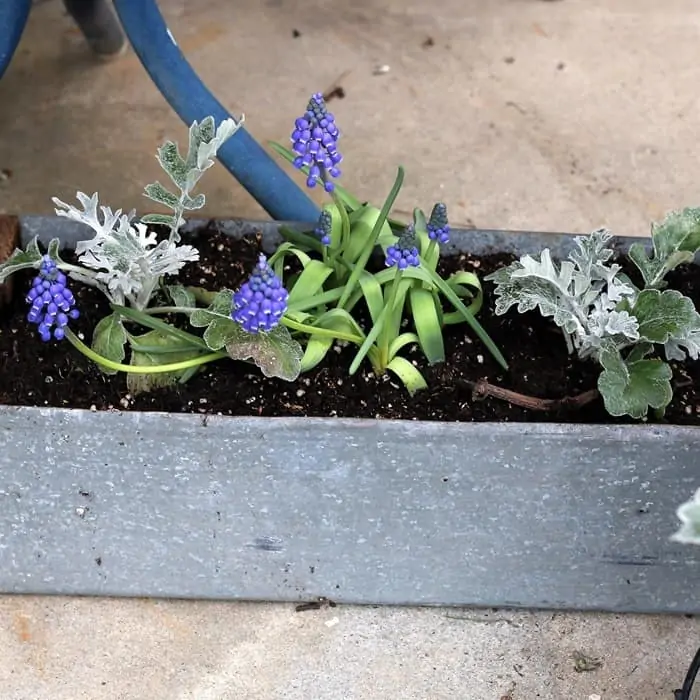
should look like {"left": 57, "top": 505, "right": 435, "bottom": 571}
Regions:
{"left": 413, "top": 208, "right": 439, "bottom": 271}
{"left": 286, "top": 260, "right": 333, "bottom": 305}
{"left": 409, "top": 286, "right": 445, "bottom": 364}
{"left": 388, "top": 333, "right": 420, "bottom": 358}
{"left": 269, "top": 242, "right": 312, "bottom": 270}
{"left": 282, "top": 315, "right": 362, "bottom": 344}
{"left": 349, "top": 302, "right": 391, "bottom": 375}
{"left": 278, "top": 225, "right": 324, "bottom": 254}
{"left": 386, "top": 356, "right": 428, "bottom": 395}
{"left": 287, "top": 286, "right": 344, "bottom": 313}
{"left": 112, "top": 304, "right": 208, "bottom": 349}
{"left": 382, "top": 277, "right": 412, "bottom": 355}
{"left": 358, "top": 270, "right": 385, "bottom": 324}
{"left": 313, "top": 308, "right": 366, "bottom": 339}
{"left": 425, "top": 267, "right": 508, "bottom": 370}
{"left": 300, "top": 336, "right": 334, "bottom": 372}
{"left": 342, "top": 205, "right": 391, "bottom": 264}
{"left": 337, "top": 167, "right": 405, "bottom": 309}
{"left": 446, "top": 271, "right": 482, "bottom": 308}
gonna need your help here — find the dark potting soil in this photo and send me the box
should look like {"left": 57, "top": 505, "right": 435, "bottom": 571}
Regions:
{"left": 1, "top": 222, "right": 700, "bottom": 425}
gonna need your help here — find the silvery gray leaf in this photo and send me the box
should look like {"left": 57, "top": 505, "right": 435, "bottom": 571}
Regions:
{"left": 145, "top": 116, "right": 242, "bottom": 242}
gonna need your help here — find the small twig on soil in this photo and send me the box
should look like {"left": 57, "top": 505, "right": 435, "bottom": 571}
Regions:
{"left": 461, "top": 378, "right": 600, "bottom": 412}
{"left": 444, "top": 613, "right": 521, "bottom": 627}
{"left": 295, "top": 597, "right": 337, "bottom": 613}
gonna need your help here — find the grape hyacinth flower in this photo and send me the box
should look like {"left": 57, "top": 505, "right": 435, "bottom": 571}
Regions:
{"left": 290, "top": 92, "right": 342, "bottom": 193}
{"left": 427, "top": 202, "right": 450, "bottom": 245}
{"left": 232, "top": 254, "right": 289, "bottom": 334}
{"left": 26, "top": 255, "right": 79, "bottom": 342}
{"left": 386, "top": 225, "right": 421, "bottom": 270}
{"left": 314, "top": 210, "right": 332, "bottom": 246}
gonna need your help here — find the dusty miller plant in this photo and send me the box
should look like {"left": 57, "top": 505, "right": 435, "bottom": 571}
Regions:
{"left": 0, "top": 115, "right": 307, "bottom": 393}
{"left": 50, "top": 116, "right": 242, "bottom": 309}
{"left": 486, "top": 210, "right": 700, "bottom": 420}
{"left": 672, "top": 489, "right": 700, "bottom": 545}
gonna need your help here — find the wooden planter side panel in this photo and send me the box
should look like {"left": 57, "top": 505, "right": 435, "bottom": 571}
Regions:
{"left": 0, "top": 407, "right": 697, "bottom": 612}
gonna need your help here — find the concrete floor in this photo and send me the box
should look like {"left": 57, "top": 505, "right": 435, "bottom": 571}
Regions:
{"left": 1, "top": 0, "right": 699, "bottom": 698}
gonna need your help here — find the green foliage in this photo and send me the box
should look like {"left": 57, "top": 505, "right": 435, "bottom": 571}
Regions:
{"left": 126, "top": 330, "right": 202, "bottom": 394}
{"left": 597, "top": 347, "right": 672, "bottom": 419}
{"left": 4, "top": 112, "right": 501, "bottom": 398}
{"left": 629, "top": 207, "right": 700, "bottom": 288}
{"left": 487, "top": 210, "right": 700, "bottom": 419}
{"left": 267, "top": 166, "right": 505, "bottom": 394}
{"left": 142, "top": 116, "right": 243, "bottom": 240}
{"left": 91, "top": 312, "right": 127, "bottom": 376}
{"left": 189, "top": 290, "right": 302, "bottom": 381}
{"left": 0, "top": 237, "right": 62, "bottom": 283}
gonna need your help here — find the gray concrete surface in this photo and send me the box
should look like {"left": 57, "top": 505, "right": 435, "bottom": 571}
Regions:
{"left": 1, "top": 597, "right": 698, "bottom": 700}
{"left": 1, "top": 0, "right": 699, "bottom": 698}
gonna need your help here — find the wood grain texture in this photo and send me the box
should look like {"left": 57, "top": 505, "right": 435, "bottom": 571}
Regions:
{"left": 0, "top": 215, "right": 20, "bottom": 311}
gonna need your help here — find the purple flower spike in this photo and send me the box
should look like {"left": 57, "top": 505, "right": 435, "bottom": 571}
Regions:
{"left": 314, "top": 210, "right": 333, "bottom": 246}
{"left": 427, "top": 202, "right": 450, "bottom": 245}
{"left": 385, "top": 225, "right": 421, "bottom": 270}
{"left": 26, "top": 255, "right": 80, "bottom": 343}
{"left": 232, "top": 254, "right": 289, "bottom": 334}
{"left": 291, "top": 93, "right": 342, "bottom": 192}
{"left": 26, "top": 255, "right": 79, "bottom": 342}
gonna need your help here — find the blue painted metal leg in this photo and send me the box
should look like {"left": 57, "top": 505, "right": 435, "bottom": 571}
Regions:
{"left": 112, "top": 0, "right": 320, "bottom": 223}
{"left": 0, "top": 0, "right": 31, "bottom": 81}
{"left": 62, "top": 0, "right": 126, "bottom": 57}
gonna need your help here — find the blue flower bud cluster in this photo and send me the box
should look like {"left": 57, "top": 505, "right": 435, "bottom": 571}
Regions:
{"left": 386, "top": 225, "right": 421, "bottom": 269}
{"left": 232, "top": 255, "right": 289, "bottom": 334}
{"left": 26, "top": 255, "right": 79, "bottom": 342}
{"left": 291, "top": 93, "right": 342, "bottom": 192}
{"left": 314, "top": 210, "right": 332, "bottom": 246}
{"left": 427, "top": 202, "right": 450, "bottom": 244}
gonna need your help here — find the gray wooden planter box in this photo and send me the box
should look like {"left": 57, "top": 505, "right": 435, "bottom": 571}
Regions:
{"left": 0, "top": 217, "right": 697, "bottom": 613}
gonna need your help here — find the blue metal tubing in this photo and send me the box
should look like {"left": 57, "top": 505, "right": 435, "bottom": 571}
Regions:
{"left": 112, "top": 0, "right": 320, "bottom": 223}
{"left": 0, "top": 0, "right": 31, "bottom": 81}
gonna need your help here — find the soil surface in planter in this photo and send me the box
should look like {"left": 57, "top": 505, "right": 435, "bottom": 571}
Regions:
{"left": 1, "top": 223, "right": 700, "bottom": 425}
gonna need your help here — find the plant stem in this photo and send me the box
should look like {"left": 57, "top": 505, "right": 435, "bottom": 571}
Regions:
{"left": 425, "top": 238, "right": 437, "bottom": 266}
{"left": 143, "top": 306, "right": 196, "bottom": 315}
{"left": 337, "top": 166, "right": 405, "bottom": 310}
{"left": 462, "top": 378, "right": 600, "bottom": 412}
{"left": 281, "top": 317, "right": 363, "bottom": 344}
{"left": 65, "top": 328, "right": 227, "bottom": 373}
{"left": 378, "top": 268, "right": 403, "bottom": 368}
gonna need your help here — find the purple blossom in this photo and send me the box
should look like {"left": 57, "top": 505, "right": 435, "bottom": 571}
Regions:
{"left": 427, "top": 202, "right": 450, "bottom": 245}
{"left": 314, "top": 210, "right": 332, "bottom": 246}
{"left": 26, "top": 255, "right": 79, "bottom": 342}
{"left": 290, "top": 92, "right": 343, "bottom": 193}
{"left": 386, "top": 225, "right": 421, "bottom": 270}
{"left": 232, "top": 254, "right": 289, "bottom": 334}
